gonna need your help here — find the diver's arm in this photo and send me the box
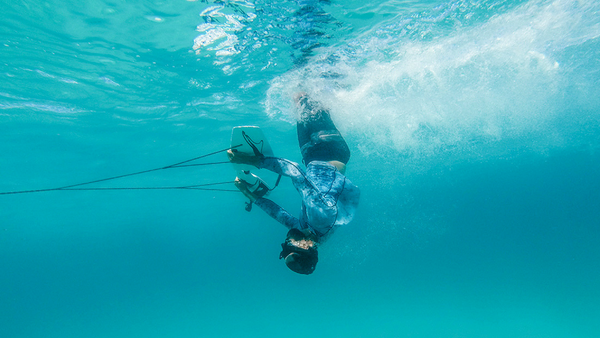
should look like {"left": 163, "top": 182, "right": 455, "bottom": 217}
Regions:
{"left": 228, "top": 152, "right": 314, "bottom": 195}
{"left": 228, "top": 151, "right": 307, "bottom": 182}
{"left": 259, "top": 157, "right": 322, "bottom": 197}
{"left": 254, "top": 198, "right": 299, "bottom": 230}
{"left": 258, "top": 157, "right": 305, "bottom": 178}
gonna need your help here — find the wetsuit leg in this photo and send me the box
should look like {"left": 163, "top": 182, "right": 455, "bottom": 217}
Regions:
{"left": 296, "top": 95, "right": 350, "bottom": 165}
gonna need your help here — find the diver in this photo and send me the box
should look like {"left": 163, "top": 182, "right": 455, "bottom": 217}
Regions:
{"left": 227, "top": 94, "right": 360, "bottom": 275}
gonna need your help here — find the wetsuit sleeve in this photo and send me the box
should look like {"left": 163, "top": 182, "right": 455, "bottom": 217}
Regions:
{"left": 254, "top": 198, "right": 299, "bottom": 230}
{"left": 258, "top": 157, "right": 312, "bottom": 189}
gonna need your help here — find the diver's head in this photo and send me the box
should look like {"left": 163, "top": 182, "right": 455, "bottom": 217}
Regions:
{"left": 279, "top": 229, "right": 318, "bottom": 275}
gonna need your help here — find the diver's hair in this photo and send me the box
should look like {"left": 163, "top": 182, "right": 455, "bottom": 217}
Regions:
{"left": 282, "top": 229, "right": 318, "bottom": 275}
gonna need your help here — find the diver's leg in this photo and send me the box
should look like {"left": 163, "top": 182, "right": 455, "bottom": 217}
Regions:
{"left": 295, "top": 94, "right": 350, "bottom": 165}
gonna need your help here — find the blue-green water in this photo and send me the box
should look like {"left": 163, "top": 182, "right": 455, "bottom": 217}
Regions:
{"left": 1, "top": 0, "right": 600, "bottom": 337}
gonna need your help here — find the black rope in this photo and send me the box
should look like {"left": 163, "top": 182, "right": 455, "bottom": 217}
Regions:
{"left": 165, "top": 146, "right": 240, "bottom": 168}
{"left": 61, "top": 187, "right": 239, "bottom": 192}
{"left": 59, "top": 181, "right": 238, "bottom": 192}
{"left": 0, "top": 145, "right": 242, "bottom": 196}
{"left": 167, "top": 161, "right": 231, "bottom": 168}
{"left": 184, "top": 181, "right": 236, "bottom": 188}
{"left": 0, "top": 187, "right": 58, "bottom": 195}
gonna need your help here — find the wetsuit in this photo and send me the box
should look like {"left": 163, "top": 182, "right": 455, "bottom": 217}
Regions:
{"left": 254, "top": 96, "right": 360, "bottom": 241}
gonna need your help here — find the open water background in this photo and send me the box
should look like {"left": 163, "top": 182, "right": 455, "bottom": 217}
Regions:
{"left": 1, "top": 0, "right": 599, "bottom": 337}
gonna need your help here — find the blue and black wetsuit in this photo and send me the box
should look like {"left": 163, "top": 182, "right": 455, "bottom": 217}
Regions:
{"left": 254, "top": 96, "right": 360, "bottom": 242}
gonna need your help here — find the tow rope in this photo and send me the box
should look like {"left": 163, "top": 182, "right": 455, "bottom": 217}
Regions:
{"left": 0, "top": 145, "right": 244, "bottom": 195}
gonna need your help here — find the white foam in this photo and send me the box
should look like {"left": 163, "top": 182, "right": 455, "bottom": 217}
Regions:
{"left": 266, "top": 0, "right": 600, "bottom": 159}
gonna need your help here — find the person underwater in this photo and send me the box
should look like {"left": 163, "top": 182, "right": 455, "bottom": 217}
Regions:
{"left": 228, "top": 94, "right": 360, "bottom": 275}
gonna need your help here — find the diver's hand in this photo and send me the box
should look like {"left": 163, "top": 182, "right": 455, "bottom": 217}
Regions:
{"left": 234, "top": 178, "right": 258, "bottom": 202}
{"left": 227, "top": 149, "right": 262, "bottom": 167}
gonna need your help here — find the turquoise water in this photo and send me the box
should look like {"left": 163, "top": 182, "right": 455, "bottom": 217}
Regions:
{"left": 1, "top": 0, "right": 600, "bottom": 336}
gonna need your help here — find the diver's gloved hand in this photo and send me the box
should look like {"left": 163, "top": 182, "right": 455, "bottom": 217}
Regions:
{"left": 234, "top": 178, "right": 259, "bottom": 202}
{"left": 227, "top": 149, "right": 262, "bottom": 167}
